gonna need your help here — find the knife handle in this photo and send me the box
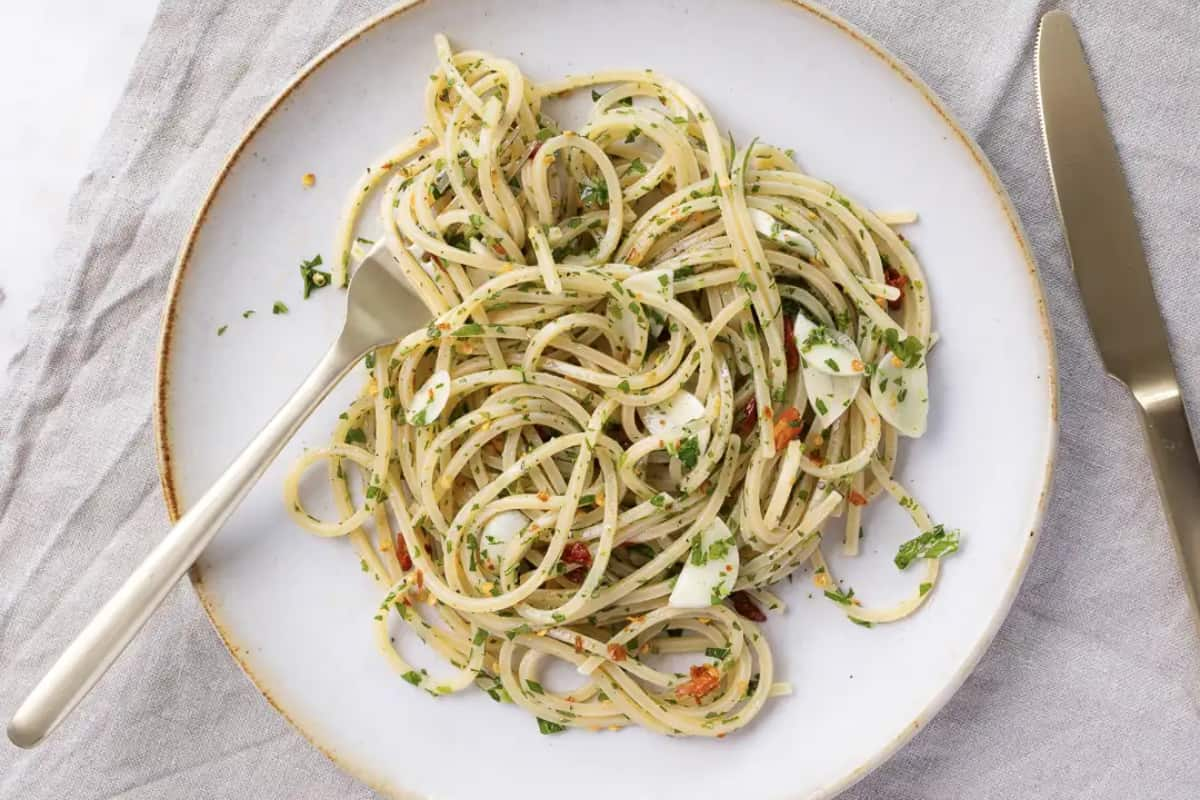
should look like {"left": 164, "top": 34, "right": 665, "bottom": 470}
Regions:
{"left": 1134, "top": 385, "right": 1200, "bottom": 622}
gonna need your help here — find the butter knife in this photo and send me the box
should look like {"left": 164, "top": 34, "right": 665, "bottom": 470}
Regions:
{"left": 1036, "top": 10, "right": 1200, "bottom": 620}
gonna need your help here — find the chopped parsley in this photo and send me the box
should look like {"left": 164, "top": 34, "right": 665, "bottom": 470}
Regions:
{"left": 580, "top": 176, "right": 609, "bottom": 207}
{"left": 300, "top": 254, "right": 331, "bottom": 298}
{"left": 675, "top": 435, "right": 701, "bottom": 469}
{"left": 452, "top": 323, "right": 484, "bottom": 337}
{"left": 344, "top": 427, "right": 367, "bottom": 445}
{"left": 242, "top": 310, "right": 255, "bottom": 319}
{"left": 884, "top": 327, "right": 925, "bottom": 368}
{"left": 537, "top": 718, "right": 566, "bottom": 735}
{"left": 272, "top": 301, "right": 289, "bottom": 315}
{"left": 824, "top": 587, "right": 855, "bottom": 605}
{"left": 216, "top": 325, "right": 228, "bottom": 336}
{"left": 894, "top": 525, "right": 961, "bottom": 570}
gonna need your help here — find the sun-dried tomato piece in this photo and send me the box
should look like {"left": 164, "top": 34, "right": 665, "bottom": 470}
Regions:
{"left": 562, "top": 541, "right": 592, "bottom": 567}
{"left": 884, "top": 267, "right": 908, "bottom": 310}
{"left": 772, "top": 406, "right": 804, "bottom": 451}
{"left": 395, "top": 535, "right": 413, "bottom": 571}
{"left": 675, "top": 664, "right": 721, "bottom": 701}
{"left": 783, "top": 315, "right": 800, "bottom": 372}
{"left": 731, "top": 591, "right": 767, "bottom": 622}
{"left": 734, "top": 396, "right": 758, "bottom": 438}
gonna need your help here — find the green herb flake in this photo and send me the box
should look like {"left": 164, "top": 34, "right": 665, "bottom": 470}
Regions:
{"left": 580, "top": 176, "right": 609, "bottom": 207}
{"left": 452, "top": 323, "right": 485, "bottom": 337}
{"left": 537, "top": 718, "right": 566, "bottom": 735}
{"left": 884, "top": 327, "right": 925, "bottom": 368}
{"left": 895, "top": 525, "right": 961, "bottom": 570}
{"left": 824, "top": 587, "right": 855, "bottom": 605}
{"left": 675, "top": 435, "right": 701, "bottom": 469}
{"left": 272, "top": 301, "right": 289, "bottom": 315}
{"left": 300, "top": 254, "right": 332, "bottom": 298}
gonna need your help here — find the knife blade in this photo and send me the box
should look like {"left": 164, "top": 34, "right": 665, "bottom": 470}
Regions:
{"left": 1036, "top": 10, "right": 1200, "bottom": 623}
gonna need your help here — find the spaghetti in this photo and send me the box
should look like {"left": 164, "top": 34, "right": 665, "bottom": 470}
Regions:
{"left": 285, "top": 35, "right": 959, "bottom": 736}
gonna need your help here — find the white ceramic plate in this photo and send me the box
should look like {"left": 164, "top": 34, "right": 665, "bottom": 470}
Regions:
{"left": 156, "top": 1, "right": 1057, "bottom": 797}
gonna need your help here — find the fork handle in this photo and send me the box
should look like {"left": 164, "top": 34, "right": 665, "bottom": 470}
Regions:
{"left": 6, "top": 335, "right": 358, "bottom": 748}
{"left": 1135, "top": 386, "right": 1200, "bottom": 624}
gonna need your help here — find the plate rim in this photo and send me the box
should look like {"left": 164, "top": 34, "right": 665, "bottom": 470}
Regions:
{"left": 153, "top": 1, "right": 1060, "bottom": 797}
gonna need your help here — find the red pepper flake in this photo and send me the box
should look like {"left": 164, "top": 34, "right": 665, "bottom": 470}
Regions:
{"left": 783, "top": 315, "right": 800, "bottom": 372}
{"left": 414, "top": 569, "right": 425, "bottom": 592}
{"left": 884, "top": 267, "right": 907, "bottom": 310}
{"left": 808, "top": 452, "right": 825, "bottom": 466}
{"left": 395, "top": 535, "right": 413, "bottom": 571}
{"left": 675, "top": 664, "right": 721, "bottom": 701}
{"left": 772, "top": 406, "right": 804, "bottom": 451}
{"left": 562, "top": 541, "right": 592, "bottom": 568}
{"left": 607, "top": 643, "right": 628, "bottom": 662}
{"left": 848, "top": 490, "right": 868, "bottom": 506}
{"left": 734, "top": 396, "right": 757, "bottom": 438}
{"left": 565, "top": 568, "right": 587, "bottom": 583}
{"left": 574, "top": 635, "right": 584, "bottom": 654}
{"left": 731, "top": 590, "right": 767, "bottom": 622}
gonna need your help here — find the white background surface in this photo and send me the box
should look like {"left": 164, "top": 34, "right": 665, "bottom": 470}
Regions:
{"left": 0, "top": 2, "right": 158, "bottom": 391}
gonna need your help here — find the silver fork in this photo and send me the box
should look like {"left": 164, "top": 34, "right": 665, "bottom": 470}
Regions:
{"left": 7, "top": 243, "right": 429, "bottom": 747}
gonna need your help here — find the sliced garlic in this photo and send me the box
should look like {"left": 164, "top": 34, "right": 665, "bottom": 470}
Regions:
{"left": 668, "top": 517, "right": 739, "bottom": 608}
{"left": 622, "top": 268, "right": 674, "bottom": 339}
{"left": 408, "top": 369, "right": 450, "bottom": 426}
{"left": 479, "top": 510, "right": 529, "bottom": 566}
{"left": 803, "top": 367, "right": 861, "bottom": 430}
{"left": 406, "top": 242, "right": 439, "bottom": 279}
{"left": 792, "top": 313, "right": 865, "bottom": 377}
{"left": 748, "top": 208, "right": 816, "bottom": 258}
{"left": 870, "top": 350, "right": 929, "bottom": 437}
{"left": 640, "top": 390, "right": 710, "bottom": 453}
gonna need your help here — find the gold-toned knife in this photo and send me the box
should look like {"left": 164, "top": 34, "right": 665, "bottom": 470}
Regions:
{"left": 1036, "top": 10, "right": 1200, "bottom": 620}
